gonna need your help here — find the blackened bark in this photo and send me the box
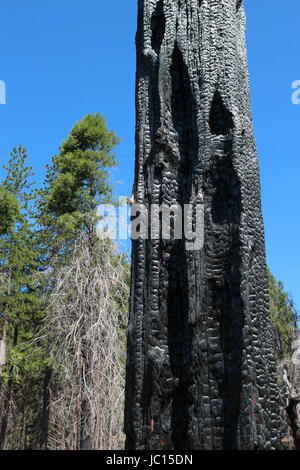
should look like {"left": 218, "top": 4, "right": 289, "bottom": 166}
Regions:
{"left": 125, "top": 0, "right": 282, "bottom": 450}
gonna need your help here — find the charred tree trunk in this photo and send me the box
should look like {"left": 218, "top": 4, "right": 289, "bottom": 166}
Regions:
{"left": 39, "top": 366, "right": 52, "bottom": 450}
{"left": 125, "top": 0, "right": 281, "bottom": 450}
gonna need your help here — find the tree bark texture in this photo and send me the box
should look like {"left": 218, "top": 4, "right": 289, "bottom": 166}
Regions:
{"left": 125, "top": 0, "right": 281, "bottom": 450}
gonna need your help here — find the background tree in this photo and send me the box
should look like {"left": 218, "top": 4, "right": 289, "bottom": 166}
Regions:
{"left": 37, "top": 113, "right": 127, "bottom": 450}
{"left": 0, "top": 188, "right": 20, "bottom": 236}
{"left": 44, "top": 235, "right": 129, "bottom": 450}
{"left": 268, "top": 268, "right": 298, "bottom": 360}
{"left": 268, "top": 269, "right": 300, "bottom": 449}
{"left": 45, "top": 112, "right": 119, "bottom": 245}
{"left": 0, "top": 146, "right": 45, "bottom": 449}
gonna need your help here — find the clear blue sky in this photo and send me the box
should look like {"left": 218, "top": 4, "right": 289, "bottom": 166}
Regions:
{"left": 1, "top": 1, "right": 299, "bottom": 311}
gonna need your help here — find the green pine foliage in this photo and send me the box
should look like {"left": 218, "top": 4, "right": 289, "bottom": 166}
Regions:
{"left": 0, "top": 188, "right": 20, "bottom": 235}
{"left": 268, "top": 268, "right": 298, "bottom": 360}
{"left": 46, "top": 112, "right": 120, "bottom": 237}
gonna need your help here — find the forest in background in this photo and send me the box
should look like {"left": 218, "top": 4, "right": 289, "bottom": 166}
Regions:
{"left": 0, "top": 113, "right": 298, "bottom": 450}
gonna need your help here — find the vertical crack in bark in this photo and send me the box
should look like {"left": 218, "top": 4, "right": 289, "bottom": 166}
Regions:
{"left": 151, "top": 0, "right": 166, "bottom": 56}
{"left": 236, "top": 0, "right": 243, "bottom": 12}
{"left": 209, "top": 90, "right": 234, "bottom": 136}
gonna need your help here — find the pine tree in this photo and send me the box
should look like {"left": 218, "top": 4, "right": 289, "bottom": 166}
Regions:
{"left": 0, "top": 188, "right": 20, "bottom": 236}
{"left": 37, "top": 113, "right": 126, "bottom": 449}
{"left": 45, "top": 112, "right": 119, "bottom": 244}
{"left": 44, "top": 235, "right": 129, "bottom": 450}
{"left": 0, "top": 146, "right": 45, "bottom": 449}
{"left": 268, "top": 269, "right": 299, "bottom": 449}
